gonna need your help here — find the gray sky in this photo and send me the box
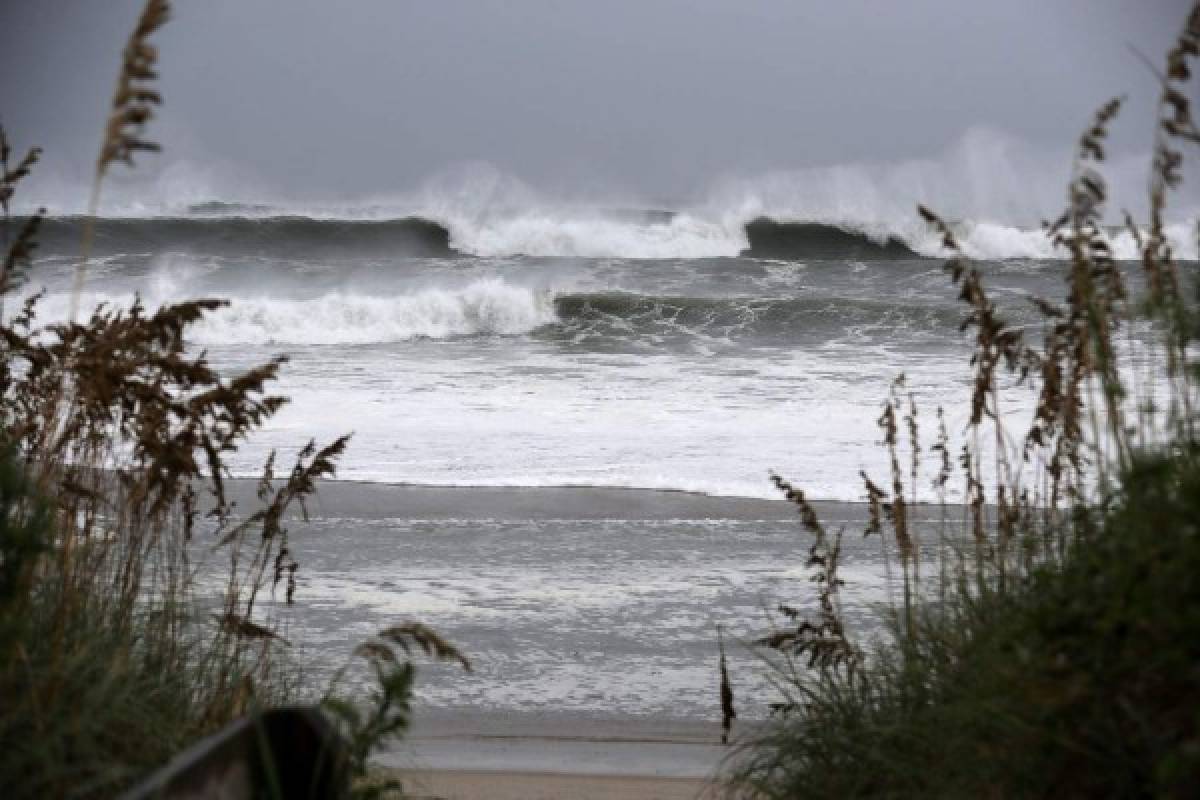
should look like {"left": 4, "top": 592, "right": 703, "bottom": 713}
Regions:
{"left": 0, "top": 0, "right": 1194, "bottom": 207}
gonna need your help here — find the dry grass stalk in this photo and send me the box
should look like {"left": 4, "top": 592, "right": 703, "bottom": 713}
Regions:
{"left": 1145, "top": 4, "right": 1200, "bottom": 439}
{"left": 71, "top": 0, "right": 170, "bottom": 323}
{"left": 0, "top": 128, "right": 41, "bottom": 217}
{"left": 0, "top": 127, "right": 43, "bottom": 307}
{"left": 718, "top": 624, "right": 736, "bottom": 744}
{"left": 97, "top": 0, "right": 170, "bottom": 175}
{"left": 757, "top": 472, "right": 858, "bottom": 708}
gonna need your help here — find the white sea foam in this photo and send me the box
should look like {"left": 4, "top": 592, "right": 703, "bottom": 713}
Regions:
{"left": 28, "top": 275, "right": 559, "bottom": 345}
{"left": 443, "top": 213, "right": 744, "bottom": 259}
{"left": 192, "top": 279, "right": 557, "bottom": 345}
{"left": 430, "top": 209, "right": 1198, "bottom": 261}
{"left": 372, "top": 163, "right": 750, "bottom": 258}
{"left": 435, "top": 214, "right": 1196, "bottom": 261}
{"left": 906, "top": 219, "right": 1199, "bottom": 261}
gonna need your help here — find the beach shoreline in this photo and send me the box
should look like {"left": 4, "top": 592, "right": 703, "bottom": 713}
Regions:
{"left": 211, "top": 478, "right": 946, "bottom": 793}
{"left": 388, "top": 769, "right": 715, "bottom": 800}
{"left": 225, "top": 476, "right": 885, "bottom": 521}
{"left": 373, "top": 710, "right": 737, "bottom": 799}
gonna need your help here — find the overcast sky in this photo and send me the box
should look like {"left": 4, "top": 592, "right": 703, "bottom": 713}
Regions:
{"left": 0, "top": 0, "right": 1194, "bottom": 207}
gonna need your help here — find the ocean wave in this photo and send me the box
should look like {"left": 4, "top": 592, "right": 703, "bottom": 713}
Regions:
{"left": 34, "top": 215, "right": 455, "bottom": 259}
{"left": 742, "top": 218, "right": 918, "bottom": 259}
{"left": 25, "top": 279, "right": 557, "bottom": 346}
{"left": 190, "top": 279, "right": 557, "bottom": 345}
{"left": 30, "top": 211, "right": 1199, "bottom": 262}
{"left": 20, "top": 131, "right": 1200, "bottom": 262}
{"left": 24, "top": 279, "right": 959, "bottom": 348}
{"left": 551, "top": 290, "right": 963, "bottom": 345}
{"left": 443, "top": 211, "right": 744, "bottom": 259}
{"left": 194, "top": 287, "right": 960, "bottom": 347}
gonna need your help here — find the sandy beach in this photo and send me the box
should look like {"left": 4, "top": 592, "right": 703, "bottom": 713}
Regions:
{"left": 395, "top": 770, "right": 712, "bottom": 800}
{"left": 373, "top": 710, "right": 733, "bottom": 799}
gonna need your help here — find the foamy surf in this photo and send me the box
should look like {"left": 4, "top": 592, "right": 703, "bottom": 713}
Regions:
{"left": 193, "top": 279, "right": 557, "bottom": 345}
{"left": 27, "top": 278, "right": 559, "bottom": 346}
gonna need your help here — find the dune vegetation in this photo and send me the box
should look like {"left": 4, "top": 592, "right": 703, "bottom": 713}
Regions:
{"left": 0, "top": 3, "right": 470, "bottom": 798}
{"left": 730, "top": 5, "right": 1200, "bottom": 798}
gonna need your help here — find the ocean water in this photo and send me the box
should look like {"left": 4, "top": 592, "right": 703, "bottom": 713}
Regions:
{"left": 23, "top": 207, "right": 1155, "bottom": 501}
{"left": 211, "top": 493, "right": 951, "bottom": 721}
{"left": 21, "top": 205, "right": 1192, "bottom": 719}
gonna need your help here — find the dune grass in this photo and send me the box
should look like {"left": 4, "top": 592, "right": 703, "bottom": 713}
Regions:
{"left": 0, "top": 3, "right": 470, "bottom": 797}
{"left": 729, "top": 4, "right": 1200, "bottom": 798}
{"left": 734, "top": 446, "right": 1200, "bottom": 797}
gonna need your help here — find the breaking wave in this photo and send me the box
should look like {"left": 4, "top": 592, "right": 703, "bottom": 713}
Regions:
{"left": 184, "top": 286, "right": 964, "bottom": 347}
{"left": 35, "top": 215, "right": 455, "bottom": 259}
{"left": 31, "top": 211, "right": 1198, "bottom": 262}
{"left": 26, "top": 279, "right": 556, "bottom": 346}
{"left": 190, "top": 279, "right": 557, "bottom": 345}
{"left": 28, "top": 276, "right": 969, "bottom": 347}
{"left": 22, "top": 130, "right": 1200, "bottom": 261}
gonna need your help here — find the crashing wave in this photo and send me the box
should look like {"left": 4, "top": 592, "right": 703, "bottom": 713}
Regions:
{"left": 27, "top": 278, "right": 555, "bottom": 345}
{"left": 29, "top": 210, "right": 1198, "bottom": 262}
{"left": 742, "top": 218, "right": 918, "bottom": 259}
{"left": 20, "top": 129, "right": 1200, "bottom": 261}
{"left": 191, "top": 278, "right": 556, "bottom": 345}
{"left": 34, "top": 215, "right": 456, "bottom": 258}
{"left": 205, "top": 288, "right": 964, "bottom": 347}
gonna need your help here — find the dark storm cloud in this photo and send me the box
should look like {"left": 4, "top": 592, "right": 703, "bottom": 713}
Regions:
{"left": 0, "top": 0, "right": 1193, "bottom": 202}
